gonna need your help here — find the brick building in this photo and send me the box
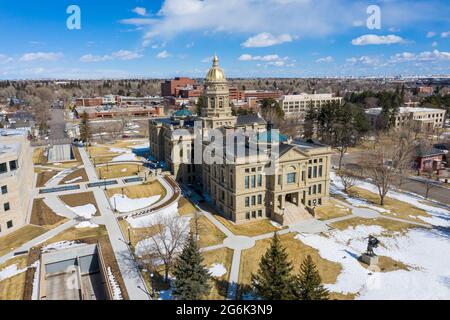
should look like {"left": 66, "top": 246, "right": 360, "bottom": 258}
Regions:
{"left": 161, "top": 77, "right": 198, "bottom": 97}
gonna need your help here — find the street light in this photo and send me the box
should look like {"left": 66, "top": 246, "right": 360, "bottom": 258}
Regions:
{"left": 127, "top": 226, "right": 132, "bottom": 246}
{"left": 150, "top": 273, "right": 156, "bottom": 298}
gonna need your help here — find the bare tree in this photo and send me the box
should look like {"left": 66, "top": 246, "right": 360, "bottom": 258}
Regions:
{"left": 336, "top": 169, "right": 361, "bottom": 193}
{"left": 138, "top": 214, "right": 190, "bottom": 283}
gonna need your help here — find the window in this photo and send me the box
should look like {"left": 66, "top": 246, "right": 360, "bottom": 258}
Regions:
{"left": 252, "top": 211, "right": 256, "bottom": 218}
{"left": 278, "top": 174, "right": 282, "bottom": 185}
{"left": 318, "top": 184, "right": 322, "bottom": 193}
{"left": 313, "top": 166, "right": 317, "bottom": 178}
{"left": 246, "top": 212, "right": 250, "bottom": 220}
{"left": 245, "top": 176, "right": 249, "bottom": 189}
{"left": 258, "top": 194, "right": 262, "bottom": 205}
{"left": 7, "top": 220, "right": 13, "bottom": 229}
{"left": 301, "top": 171, "right": 305, "bottom": 181}
{"left": 313, "top": 185, "right": 317, "bottom": 194}
{"left": 0, "top": 163, "right": 6, "bottom": 174}
{"left": 1, "top": 185, "right": 7, "bottom": 195}
{"left": 258, "top": 210, "right": 263, "bottom": 217}
{"left": 4, "top": 202, "right": 10, "bottom": 211}
{"left": 287, "top": 172, "right": 296, "bottom": 184}
{"left": 251, "top": 196, "right": 256, "bottom": 206}
{"left": 308, "top": 167, "right": 312, "bottom": 179}
{"left": 251, "top": 175, "right": 256, "bottom": 188}
{"left": 318, "top": 165, "right": 323, "bottom": 177}
{"left": 245, "top": 197, "right": 250, "bottom": 207}
{"left": 258, "top": 174, "right": 262, "bottom": 187}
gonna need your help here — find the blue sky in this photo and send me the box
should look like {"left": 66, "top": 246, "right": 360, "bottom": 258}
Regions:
{"left": 0, "top": 0, "right": 449, "bottom": 79}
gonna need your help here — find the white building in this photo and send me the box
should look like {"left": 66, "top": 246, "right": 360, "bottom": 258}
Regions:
{"left": 0, "top": 130, "right": 34, "bottom": 236}
{"left": 280, "top": 93, "right": 343, "bottom": 119}
{"left": 366, "top": 107, "right": 447, "bottom": 131}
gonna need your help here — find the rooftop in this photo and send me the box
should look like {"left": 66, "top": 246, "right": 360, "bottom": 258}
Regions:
{"left": 366, "top": 107, "right": 445, "bottom": 115}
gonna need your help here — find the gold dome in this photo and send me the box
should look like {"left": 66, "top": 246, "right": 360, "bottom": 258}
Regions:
{"left": 206, "top": 54, "right": 226, "bottom": 82}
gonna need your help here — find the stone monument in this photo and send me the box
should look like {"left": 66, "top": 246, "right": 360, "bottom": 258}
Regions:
{"left": 360, "top": 235, "right": 380, "bottom": 267}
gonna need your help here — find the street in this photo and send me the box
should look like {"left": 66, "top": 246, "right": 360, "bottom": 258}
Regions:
{"left": 332, "top": 152, "right": 450, "bottom": 206}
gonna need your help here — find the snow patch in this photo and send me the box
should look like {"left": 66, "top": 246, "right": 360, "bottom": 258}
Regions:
{"left": 126, "top": 202, "right": 178, "bottom": 228}
{"left": 41, "top": 241, "right": 84, "bottom": 253}
{"left": 209, "top": 263, "right": 227, "bottom": 277}
{"left": 66, "top": 204, "right": 97, "bottom": 219}
{"left": 75, "top": 221, "right": 99, "bottom": 229}
{"left": 107, "top": 267, "right": 123, "bottom": 300}
{"left": 111, "top": 194, "right": 160, "bottom": 213}
{"left": 64, "top": 176, "right": 82, "bottom": 184}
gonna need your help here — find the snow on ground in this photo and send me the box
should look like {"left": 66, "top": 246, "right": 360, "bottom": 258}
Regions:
{"left": 107, "top": 267, "right": 123, "bottom": 300}
{"left": 331, "top": 171, "right": 450, "bottom": 227}
{"left": 209, "top": 263, "right": 227, "bottom": 277}
{"left": 111, "top": 194, "right": 160, "bottom": 213}
{"left": 126, "top": 202, "right": 178, "bottom": 228}
{"left": 130, "top": 203, "right": 191, "bottom": 258}
{"left": 66, "top": 204, "right": 97, "bottom": 219}
{"left": 64, "top": 176, "right": 82, "bottom": 184}
{"left": 0, "top": 264, "right": 28, "bottom": 281}
{"left": 132, "top": 142, "right": 150, "bottom": 149}
{"left": 41, "top": 241, "right": 84, "bottom": 253}
{"left": 296, "top": 224, "right": 450, "bottom": 299}
{"left": 75, "top": 221, "right": 99, "bottom": 229}
{"left": 109, "top": 147, "right": 131, "bottom": 154}
{"left": 270, "top": 221, "right": 282, "bottom": 228}
{"left": 112, "top": 152, "right": 139, "bottom": 162}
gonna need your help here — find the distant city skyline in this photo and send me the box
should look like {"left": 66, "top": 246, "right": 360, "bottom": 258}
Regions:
{"left": 0, "top": 0, "right": 449, "bottom": 79}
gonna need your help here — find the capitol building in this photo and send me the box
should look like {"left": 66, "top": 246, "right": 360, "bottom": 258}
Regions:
{"left": 149, "top": 55, "right": 332, "bottom": 225}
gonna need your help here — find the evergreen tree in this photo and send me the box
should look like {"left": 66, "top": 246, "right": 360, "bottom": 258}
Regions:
{"left": 79, "top": 111, "right": 91, "bottom": 143}
{"left": 251, "top": 233, "right": 294, "bottom": 300}
{"left": 292, "top": 255, "right": 329, "bottom": 300}
{"left": 303, "top": 102, "right": 316, "bottom": 139}
{"left": 172, "top": 233, "right": 211, "bottom": 300}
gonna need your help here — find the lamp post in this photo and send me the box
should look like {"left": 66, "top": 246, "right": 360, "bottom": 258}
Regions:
{"left": 150, "top": 273, "right": 155, "bottom": 298}
{"left": 127, "top": 226, "right": 132, "bottom": 246}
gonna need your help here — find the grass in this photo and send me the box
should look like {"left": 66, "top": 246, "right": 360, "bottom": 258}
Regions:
{"left": 30, "top": 199, "right": 68, "bottom": 228}
{"left": 32, "top": 147, "right": 46, "bottom": 164}
{"left": 178, "top": 197, "right": 198, "bottom": 216}
{"left": 40, "top": 225, "right": 108, "bottom": 245}
{"left": 315, "top": 198, "right": 353, "bottom": 220}
{"left": 87, "top": 145, "right": 116, "bottom": 157}
{"left": 213, "top": 213, "right": 284, "bottom": 237}
{"left": 191, "top": 216, "right": 227, "bottom": 248}
{"left": 0, "top": 225, "right": 48, "bottom": 257}
{"left": 359, "top": 256, "right": 410, "bottom": 273}
{"left": 202, "top": 248, "right": 234, "bottom": 300}
{"left": 96, "top": 164, "right": 144, "bottom": 180}
{"left": 238, "top": 233, "right": 342, "bottom": 295}
{"left": 35, "top": 170, "right": 58, "bottom": 188}
{"left": 0, "top": 256, "right": 28, "bottom": 300}
{"left": 59, "top": 168, "right": 88, "bottom": 185}
{"left": 330, "top": 217, "right": 421, "bottom": 234}
{"left": 92, "top": 155, "right": 115, "bottom": 165}
{"left": 349, "top": 187, "right": 432, "bottom": 224}
{"left": 59, "top": 191, "right": 100, "bottom": 216}
{"left": 106, "top": 181, "right": 166, "bottom": 200}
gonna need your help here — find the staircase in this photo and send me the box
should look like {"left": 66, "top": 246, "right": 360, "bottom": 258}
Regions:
{"left": 281, "top": 202, "right": 313, "bottom": 226}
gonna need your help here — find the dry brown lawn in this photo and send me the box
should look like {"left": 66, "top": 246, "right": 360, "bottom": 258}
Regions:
{"left": 315, "top": 198, "right": 353, "bottom": 220}
{"left": 202, "top": 248, "right": 234, "bottom": 300}
{"left": 40, "top": 225, "right": 108, "bottom": 246}
{"left": 35, "top": 170, "right": 58, "bottom": 188}
{"left": 331, "top": 217, "right": 422, "bottom": 234}
{"left": 0, "top": 256, "right": 28, "bottom": 300}
{"left": 178, "top": 197, "right": 198, "bottom": 216}
{"left": 238, "top": 233, "right": 342, "bottom": 295}
{"left": 59, "top": 192, "right": 100, "bottom": 216}
{"left": 32, "top": 147, "right": 47, "bottom": 164}
{"left": 96, "top": 164, "right": 144, "bottom": 179}
{"left": 59, "top": 168, "right": 88, "bottom": 185}
{"left": 30, "top": 199, "right": 67, "bottom": 228}
{"left": 213, "top": 213, "right": 284, "bottom": 237}
{"left": 106, "top": 181, "right": 166, "bottom": 200}
{"left": 349, "top": 187, "right": 431, "bottom": 224}
{"left": 0, "top": 225, "right": 48, "bottom": 257}
{"left": 191, "top": 216, "right": 227, "bottom": 248}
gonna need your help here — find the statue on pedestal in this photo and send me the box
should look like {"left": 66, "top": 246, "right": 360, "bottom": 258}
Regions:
{"left": 366, "top": 235, "right": 380, "bottom": 257}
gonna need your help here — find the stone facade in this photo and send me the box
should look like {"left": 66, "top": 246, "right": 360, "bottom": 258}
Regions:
{"left": 149, "top": 56, "right": 332, "bottom": 225}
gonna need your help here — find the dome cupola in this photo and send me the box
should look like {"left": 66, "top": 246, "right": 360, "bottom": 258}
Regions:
{"left": 206, "top": 54, "right": 226, "bottom": 82}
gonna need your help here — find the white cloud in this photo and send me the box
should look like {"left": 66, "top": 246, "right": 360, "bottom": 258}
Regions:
{"left": 156, "top": 50, "right": 171, "bottom": 59}
{"left": 432, "top": 41, "right": 438, "bottom": 47}
{"left": 238, "top": 54, "right": 292, "bottom": 67}
{"left": 132, "top": 7, "right": 148, "bottom": 17}
{"left": 316, "top": 56, "right": 334, "bottom": 63}
{"left": 426, "top": 31, "right": 437, "bottom": 38}
{"left": 441, "top": 31, "right": 450, "bottom": 38}
{"left": 19, "top": 52, "right": 63, "bottom": 62}
{"left": 390, "top": 50, "right": 450, "bottom": 63}
{"left": 241, "top": 32, "right": 293, "bottom": 48}
{"left": 80, "top": 50, "right": 143, "bottom": 63}
{"left": 201, "top": 56, "right": 214, "bottom": 63}
{"left": 346, "top": 56, "right": 384, "bottom": 66}
{"left": 120, "top": 18, "right": 156, "bottom": 26}
{"left": 352, "top": 34, "right": 405, "bottom": 46}
{"left": 0, "top": 54, "right": 13, "bottom": 64}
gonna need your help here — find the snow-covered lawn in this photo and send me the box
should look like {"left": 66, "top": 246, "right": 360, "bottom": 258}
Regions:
{"left": 110, "top": 194, "right": 160, "bottom": 213}
{"left": 66, "top": 204, "right": 97, "bottom": 219}
{"left": 75, "top": 221, "right": 99, "bottom": 229}
{"left": 126, "top": 202, "right": 179, "bottom": 228}
{"left": 112, "top": 152, "right": 139, "bottom": 162}
{"left": 64, "top": 176, "right": 82, "bottom": 184}
{"left": 41, "top": 241, "right": 84, "bottom": 253}
{"left": 209, "top": 263, "right": 227, "bottom": 277}
{"left": 296, "top": 224, "right": 450, "bottom": 299}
